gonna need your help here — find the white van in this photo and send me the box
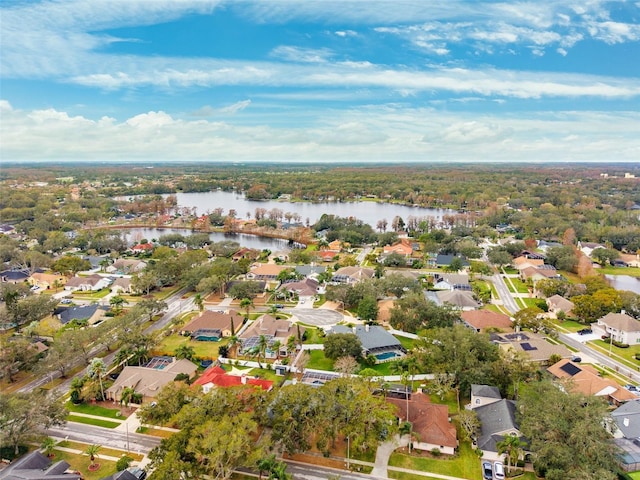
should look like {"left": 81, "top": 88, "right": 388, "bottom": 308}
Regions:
{"left": 493, "top": 461, "right": 505, "bottom": 480}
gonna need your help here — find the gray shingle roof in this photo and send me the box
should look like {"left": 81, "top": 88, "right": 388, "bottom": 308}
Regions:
{"left": 329, "top": 325, "right": 403, "bottom": 353}
{"left": 0, "top": 451, "right": 80, "bottom": 480}
{"left": 612, "top": 400, "right": 640, "bottom": 439}
{"left": 471, "top": 384, "right": 502, "bottom": 399}
{"left": 475, "top": 399, "right": 522, "bottom": 452}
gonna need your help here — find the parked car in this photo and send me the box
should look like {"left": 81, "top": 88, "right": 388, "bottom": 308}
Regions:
{"left": 493, "top": 461, "right": 505, "bottom": 480}
{"left": 482, "top": 461, "right": 493, "bottom": 480}
{"left": 577, "top": 328, "right": 592, "bottom": 335}
{"left": 625, "top": 384, "right": 638, "bottom": 392}
{"left": 571, "top": 355, "right": 582, "bottom": 363}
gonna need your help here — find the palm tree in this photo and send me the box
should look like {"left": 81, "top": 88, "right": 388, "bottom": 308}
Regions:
{"left": 240, "top": 297, "right": 254, "bottom": 319}
{"left": 88, "top": 358, "right": 107, "bottom": 401}
{"left": 194, "top": 293, "right": 204, "bottom": 312}
{"left": 497, "top": 435, "right": 525, "bottom": 474}
{"left": 114, "top": 347, "right": 133, "bottom": 367}
{"left": 228, "top": 335, "right": 242, "bottom": 358}
{"left": 40, "top": 437, "right": 56, "bottom": 458}
{"left": 271, "top": 340, "right": 282, "bottom": 359}
{"left": 85, "top": 444, "right": 101, "bottom": 469}
{"left": 175, "top": 343, "right": 196, "bottom": 361}
{"left": 286, "top": 335, "right": 297, "bottom": 357}
{"left": 109, "top": 295, "right": 127, "bottom": 315}
{"left": 120, "top": 386, "right": 135, "bottom": 410}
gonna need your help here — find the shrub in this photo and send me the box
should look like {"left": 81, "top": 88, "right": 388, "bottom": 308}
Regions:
{"left": 116, "top": 456, "right": 133, "bottom": 471}
{"left": 430, "top": 448, "right": 441, "bottom": 457}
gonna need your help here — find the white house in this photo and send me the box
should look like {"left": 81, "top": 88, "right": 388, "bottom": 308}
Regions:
{"left": 592, "top": 312, "right": 640, "bottom": 345}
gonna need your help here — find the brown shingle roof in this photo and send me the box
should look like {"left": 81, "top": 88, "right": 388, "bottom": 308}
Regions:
{"left": 461, "top": 310, "right": 513, "bottom": 330}
{"left": 599, "top": 312, "right": 640, "bottom": 333}
{"left": 182, "top": 309, "right": 243, "bottom": 334}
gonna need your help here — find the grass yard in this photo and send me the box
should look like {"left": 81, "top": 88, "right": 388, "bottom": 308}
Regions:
{"left": 50, "top": 449, "right": 117, "bottom": 480}
{"left": 590, "top": 339, "right": 640, "bottom": 370}
{"left": 307, "top": 349, "right": 335, "bottom": 371}
{"left": 57, "top": 440, "right": 143, "bottom": 461}
{"left": 67, "top": 414, "right": 121, "bottom": 429}
{"left": 628, "top": 471, "right": 640, "bottom": 480}
{"left": 72, "top": 288, "right": 111, "bottom": 300}
{"left": 551, "top": 318, "right": 587, "bottom": 333}
{"left": 394, "top": 335, "right": 417, "bottom": 351}
{"left": 389, "top": 441, "right": 481, "bottom": 480}
{"left": 66, "top": 402, "right": 126, "bottom": 419}
{"left": 510, "top": 278, "right": 531, "bottom": 294}
{"left": 154, "top": 333, "right": 227, "bottom": 360}
{"left": 599, "top": 266, "right": 640, "bottom": 277}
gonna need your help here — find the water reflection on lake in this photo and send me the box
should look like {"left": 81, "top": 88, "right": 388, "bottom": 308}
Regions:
{"left": 605, "top": 274, "right": 640, "bottom": 294}
{"left": 169, "top": 191, "right": 454, "bottom": 228}
{"left": 122, "top": 227, "right": 291, "bottom": 251}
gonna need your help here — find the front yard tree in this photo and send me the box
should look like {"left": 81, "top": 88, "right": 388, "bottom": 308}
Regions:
{"left": 497, "top": 435, "right": 525, "bottom": 475}
{"left": 519, "top": 380, "right": 620, "bottom": 480}
{"left": 357, "top": 296, "right": 378, "bottom": 323}
{"left": 187, "top": 413, "right": 263, "bottom": 480}
{"left": 323, "top": 333, "right": 362, "bottom": 360}
{"left": 88, "top": 358, "right": 107, "bottom": 401}
{"left": 50, "top": 256, "right": 91, "bottom": 276}
{"left": 0, "top": 391, "right": 67, "bottom": 455}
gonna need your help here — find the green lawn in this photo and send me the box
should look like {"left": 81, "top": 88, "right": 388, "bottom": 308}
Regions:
{"left": 66, "top": 402, "right": 126, "bottom": 419}
{"left": 154, "top": 333, "right": 227, "bottom": 361}
{"left": 395, "top": 335, "right": 417, "bottom": 351}
{"left": 628, "top": 471, "right": 640, "bottom": 479}
{"left": 51, "top": 449, "right": 117, "bottom": 480}
{"left": 599, "top": 266, "right": 640, "bottom": 277}
{"left": 307, "top": 349, "right": 335, "bottom": 370}
{"left": 590, "top": 339, "right": 640, "bottom": 370}
{"left": 551, "top": 318, "right": 587, "bottom": 333}
{"left": 510, "top": 278, "right": 530, "bottom": 294}
{"left": 72, "top": 288, "right": 111, "bottom": 300}
{"left": 67, "top": 415, "right": 121, "bottom": 429}
{"left": 389, "top": 441, "right": 481, "bottom": 480}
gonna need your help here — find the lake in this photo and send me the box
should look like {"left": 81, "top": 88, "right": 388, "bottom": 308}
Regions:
{"left": 123, "top": 227, "right": 292, "bottom": 251}
{"left": 168, "top": 190, "right": 454, "bottom": 228}
{"left": 606, "top": 275, "right": 640, "bottom": 294}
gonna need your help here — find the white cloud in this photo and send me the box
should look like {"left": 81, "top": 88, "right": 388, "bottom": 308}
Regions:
{"left": 2, "top": 102, "right": 639, "bottom": 162}
{"left": 269, "top": 46, "right": 333, "bottom": 63}
{"left": 335, "top": 30, "right": 357, "bottom": 37}
{"left": 219, "top": 100, "right": 252, "bottom": 114}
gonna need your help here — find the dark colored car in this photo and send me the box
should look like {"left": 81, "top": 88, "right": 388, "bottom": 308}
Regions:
{"left": 571, "top": 355, "right": 582, "bottom": 363}
{"left": 577, "top": 328, "right": 592, "bottom": 335}
{"left": 482, "top": 461, "right": 493, "bottom": 480}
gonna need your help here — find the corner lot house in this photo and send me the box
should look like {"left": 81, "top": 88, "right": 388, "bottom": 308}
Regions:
{"left": 193, "top": 365, "right": 274, "bottom": 393}
{"left": 181, "top": 309, "right": 244, "bottom": 340}
{"left": 64, "top": 274, "right": 111, "bottom": 291}
{"left": 0, "top": 451, "right": 81, "bottom": 480}
{"left": 547, "top": 359, "right": 636, "bottom": 406}
{"left": 491, "top": 331, "right": 571, "bottom": 364}
{"left": 591, "top": 312, "right": 640, "bottom": 345}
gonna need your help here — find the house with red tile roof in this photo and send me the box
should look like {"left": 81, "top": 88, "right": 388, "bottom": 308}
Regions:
{"left": 461, "top": 310, "right": 513, "bottom": 332}
{"left": 193, "top": 365, "right": 273, "bottom": 394}
{"left": 386, "top": 392, "right": 457, "bottom": 455}
{"left": 131, "top": 243, "right": 154, "bottom": 254}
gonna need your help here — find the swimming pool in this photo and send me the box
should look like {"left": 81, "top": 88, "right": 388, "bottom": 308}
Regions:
{"left": 375, "top": 351, "right": 399, "bottom": 361}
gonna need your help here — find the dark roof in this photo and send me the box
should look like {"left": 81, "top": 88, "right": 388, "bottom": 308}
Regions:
{"left": 99, "top": 471, "right": 139, "bottom": 480}
{"left": 475, "top": 399, "right": 522, "bottom": 452}
{"left": 0, "top": 451, "right": 80, "bottom": 480}
{"left": 471, "top": 384, "right": 501, "bottom": 399}
{"left": 330, "top": 325, "right": 404, "bottom": 354}
{"left": 612, "top": 400, "right": 640, "bottom": 439}
{"left": 435, "top": 254, "right": 469, "bottom": 267}
{"left": 1, "top": 270, "right": 29, "bottom": 281}
{"left": 57, "top": 304, "right": 100, "bottom": 324}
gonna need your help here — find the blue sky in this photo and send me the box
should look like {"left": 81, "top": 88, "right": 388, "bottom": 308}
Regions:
{"left": 1, "top": 0, "right": 639, "bottom": 163}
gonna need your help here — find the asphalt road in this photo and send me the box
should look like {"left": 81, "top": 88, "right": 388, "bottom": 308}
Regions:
{"left": 490, "top": 273, "right": 519, "bottom": 314}
{"left": 46, "top": 422, "right": 161, "bottom": 453}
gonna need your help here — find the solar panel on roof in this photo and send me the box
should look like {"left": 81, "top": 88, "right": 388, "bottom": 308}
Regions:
{"left": 521, "top": 342, "right": 537, "bottom": 351}
{"left": 560, "top": 362, "right": 581, "bottom": 376}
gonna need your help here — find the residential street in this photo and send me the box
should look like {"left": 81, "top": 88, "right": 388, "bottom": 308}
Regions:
{"left": 46, "top": 422, "right": 161, "bottom": 454}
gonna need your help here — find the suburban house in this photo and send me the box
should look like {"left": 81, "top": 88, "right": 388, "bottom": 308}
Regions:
{"left": 193, "top": 365, "right": 273, "bottom": 393}
{"left": 295, "top": 265, "right": 327, "bottom": 277}
{"left": 107, "top": 259, "right": 147, "bottom": 274}
{"left": 328, "top": 325, "right": 406, "bottom": 363}
{"left": 547, "top": 359, "right": 636, "bottom": 406}
{"left": 181, "top": 309, "right": 244, "bottom": 340}
{"left": 326, "top": 239, "right": 343, "bottom": 251}
{"left": 64, "top": 274, "right": 111, "bottom": 292}
{"left": 111, "top": 277, "right": 133, "bottom": 294}
{"left": 239, "top": 316, "right": 305, "bottom": 358}
{"left": 545, "top": 295, "right": 574, "bottom": 318}
{"left": 436, "top": 290, "right": 479, "bottom": 310}
{"left": 537, "top": 240, "right": 562, "bottom": 253}
{"left": 611, "top": 400, "right": 640, "bottom": 471}
{"left": 577, "top": 241, "right": 606, "bottom": 258}
{"left": 513, "top": 256, "right": 545, "bottom": 271}
{"left": 28, "top": 272, "right": 67, "bottom": 290}
{"left": 0, "top": 269, "right": 29, "bottom": 284}
{"left": 0, "top": 450, "right": 81, "bottom": 480}
{"left": 332, "top": 266, "right": 375, "bottom": 284}
{"left": 432, "top": 273, "right": 471, "bottom": 291}
{"left": 318, "top": 250, "right": 339, "bottom": 262}
{"left": 470, "top": 386, "right": 527, "bottom": 461}
{"left": 57, "top": 304, "right": 106, "bottom": 325}
{"left": 520, "top": 264, "right": 562, "bottom": 285}
{"left": 591, "top": 312, "right": 640, "bottom": 345}
{"left": 300, "top": 370, "right": 341, "bottom": 387}
{"left": 246, "top": 263, "right": 288, "bottom": 281}
{"left": 491, "top": 331, "right": 571, "bottom": 364}
{"left": 106, "top": 357, "right": 197, "bottom": 403}
{"left": 461, "top": 310, "right": 513, "bottom": 332}
{"left": 278, "top": 278, "right": 319, "bottom": 298}
{"left": 430, "top": 254, "right": 470, "bottom": 269}
{"left": 232, "top": 247, "right": 259, "bottom": 262}
{"left": 386, "top": 392, "right": 457, "bottom": 455}
{"left": 468, "top": 384, "right": 502, "bottom": 409}
{"left": 130, "top": 243, "right": 154, "bottom": 254}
